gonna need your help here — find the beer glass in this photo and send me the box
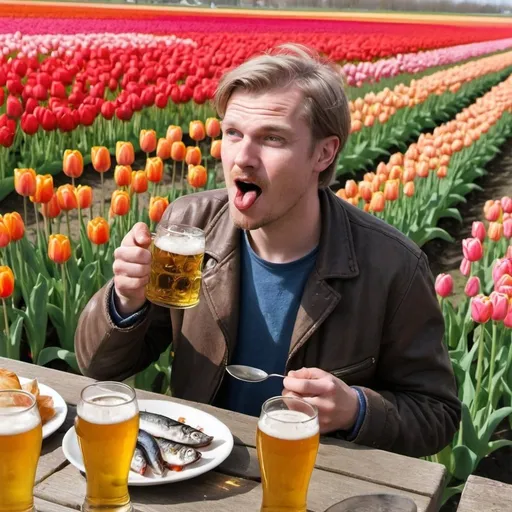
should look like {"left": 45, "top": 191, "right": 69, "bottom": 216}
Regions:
{"left": 0, "top": 390, "right": 42, "bottom": 512}
{"left": 323, "top": 494, "right": 417, "bottom": 511}
{"left": 256, "top": 396, "right": 320, "bottom": 512}
{"left": 145, "top": 223, "right": 205, "bottom": 309}
{"left": 75, "top": 382, "right": 139, "bottom": 512}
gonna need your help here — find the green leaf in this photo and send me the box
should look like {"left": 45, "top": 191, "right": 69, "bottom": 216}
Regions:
{"left": 438, "top": 208, "right": 463, "bottom": 224}
{"left": 461, "top": 369, "right": 476, "bottom": 407}
{"left": 479, "top": 407, "right": 512, "bottom": 446}
{"left": 460, "top": 403, "right": 480, "bottom": 455}
{"left": 441, "top": 484, "right": 465, "bottom": 505}
{"left": 27, "top": 274, "right": 49, "bottom": 362}
{"left": 47, "top": 303, "right": 70, "bottom": 351}
{"left": 413, "top": 227, "right": 454, "bottom": 247}
{"left": 37, "top": 347, "right": 79, "bottom": 373}
{"left": 451, "top": 445, "right": 478, "bottom": 481}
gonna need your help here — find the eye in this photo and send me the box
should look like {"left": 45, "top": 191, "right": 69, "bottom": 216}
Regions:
{"left": 265, "top": 135, "right": 285, "bottom": 144}
{"left": 224, "top": 128, "right": 242, "bottom": 138}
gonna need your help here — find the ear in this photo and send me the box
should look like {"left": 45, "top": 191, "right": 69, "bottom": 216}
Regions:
{"left": 312, "top": 136, "right": 340, "bottom": 174}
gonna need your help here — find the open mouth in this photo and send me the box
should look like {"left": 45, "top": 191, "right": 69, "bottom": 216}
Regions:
{"left": 235, "top": 179, "right": 262, "bottom": 197}
{"left": 234, "top": 179, "right": 262, "bottom": 211}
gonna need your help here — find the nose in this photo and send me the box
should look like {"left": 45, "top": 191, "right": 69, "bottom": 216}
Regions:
{"left": 233, "top": 136, "right": 259, "bottom": 170}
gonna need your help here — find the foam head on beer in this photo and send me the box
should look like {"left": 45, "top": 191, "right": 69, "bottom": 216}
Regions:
{"left": 78, "top": 393, "right": 137, "bottom": 424}
{"left": 0, "top": 407, "right": 40, "bottom": 435}
{"left": 155, "top": 233, "right": 205, "bottom": 256}
{"left": 258, "top": 410, "right": 319, "bottom": 440}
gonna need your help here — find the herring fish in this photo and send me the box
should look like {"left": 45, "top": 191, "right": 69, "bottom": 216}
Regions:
{"left": 155, "top": 437, "right": 202, "bottom": 470}
{"left": 130, "top": 446, "right": 148, "bottom": 476}
{"left": 137, "top": 429, "right": 165, "bottom": 476}
{"left": 139, "top": 411, "right": 213, "bottom": 447}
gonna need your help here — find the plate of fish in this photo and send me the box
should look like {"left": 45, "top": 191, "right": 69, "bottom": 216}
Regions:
{"left": 62, "top": 399, "right": 234, "bottom": 486}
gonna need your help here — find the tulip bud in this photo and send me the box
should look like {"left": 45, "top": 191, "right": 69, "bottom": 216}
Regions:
{"left": 41, "top": 194, "right": 61, "bottom": 219}
{"left": 140, "top": 129, "right": 157, "bottom": 154}
{"left": 75, "top": 185, "right": 93, "bottom": 209}
{"left": 210, "top": 139, "right": 221, "bottom": 160}
{"left": 131, "top": 170, "right": 148, "bottom": 194}
{"left": 115, "top": 141, "right": 135, "bottom": 166}
{"left": 14, "top": 168, "right": 37, "bottom": 197}
{"left": 156, "top": 138, "right": 172, "bottom": 160}
{"left": 492, "top": 258, "right": 512, "bottom": 285}
{"left": 359, "top": 182, "right": 372, "bottom": 202}
{"left": 403, "top": 181, "right": 415, "bottom": 197}
{"left": 464, "top": 276, "right": 480, "bottom": 297}
{"left": 345, "top": 180, "right": 358, "bottom": 199}
{"left": 30, "top": 174, "right": 53, "bottom": 203}
{"left": 110, "top": 190, "right": 130, "bottom": 216}
{"left": 470, "top": 295, "right": 493, "bottom": 323}
{"left": 459, "top": 257, "right": 471, "bottom": 277}
{"left": 471, "top": 221, "right": 486, "bottom": 243}
{"left": 91, "top": 146, "right": 111, "bottom": 173}
{"left": 369, "top": 191, "right": 385, "bottom": 212}
{"left": 87, "top": 217, "right": 110, "bottom": 245}
{"left": 188, "top": 165, "right": 207, "bottom": 189}
{"left": 145, "top": 157, "right": 164, "bottom": 183}
{"left": 490, "top": 291, "right": 509, "bottom": 321}
{"left": 56, "top": 184, "right": 77, "bottom": 211}
{"left": 114, "top": 165, "right": 132, "bottom": 187}
{"left": 185, "top": 146, "right": 202, "bottom": 166}
{"left": 205, "top": 118, "right": 221, "bottom": 139}
{"left": 0, "top": 266, "right": 15, "bottom": 299}
{"left": 495, "top": 274, "right": 512, "bottom": 297}
{"left": 166, "top": 125, "right": 182, "bottom": 143}
{"left": 435, "top": 273, "right": 453, "bottom": 298}
{"left": 503, "top": 218, "right": 512, "bottom": 239}
{"left": 63, "top": 150, "right": 83, "bottom": 179}
{"left": 3, "top": 212, "right": 24, "bottom": 241}
{"left": 0, "top": 218, "right": 10, "bottom": 248}
{"left": 189, "top": 120, "right": 205, "bottom": 142}
{"left": 502, "top": 196, "right": 512, "bottom": 214}
{"left": 383, "top": 180, "right": 399, "bottom": 201}
{"left": 48, "top": 234, "right": 71, "bottom": 264}
{"left": 485, "top": 202, "right": 502, "bottom": 222}
{"left": 6, "top": 95, "right": 22, "bottom": 118}
{"left": 148, "top": 196, "right": 169, "bottom": 223}
{"left": 171, "top": 141, "right": 186, "bottom": 162}
{"left": 462, "top": 238, "right": 483, "bottom": 262}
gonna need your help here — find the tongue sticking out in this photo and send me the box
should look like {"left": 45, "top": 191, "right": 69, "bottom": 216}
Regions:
{"left": 234, "top": 188, "right": 259, "bottom": 211}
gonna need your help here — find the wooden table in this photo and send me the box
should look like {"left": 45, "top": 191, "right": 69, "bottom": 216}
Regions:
{"left": 1, "top": 357, "right": 447, "bottom": 512}
{"left": 457, "top": 475, "right": 512, "bottom": 512}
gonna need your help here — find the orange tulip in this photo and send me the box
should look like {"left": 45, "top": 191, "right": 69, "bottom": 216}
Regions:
{"left": 188, "top": 165, "right": 207, "bottom": 189}
{"left": 62, "top": 150, "right": 83, "bottom": 179}
{"left": 140, "top": 129, "right": 157, "bottom": 154}
{"left": 110, "top": 190, "right": 131, "bottom": 216}
{"left": 205, "top": 118, "right": 221, "bottom": 139}
{"left": 403, "top": 181, "right": 415, "bottom": 197}
{"left": 0, "top": 266, "right": 14, "bottom": 299}
{"left": 91, "top": 146, "right": 111, "bottom": 173}
{"left": 488, "top": 222, "right": 503, "bottom": 242}
{"left": 384, "top": 180, "right": 399, "bottom": 201}
{"left": 14, "top": 168, "right": 36, "bottom": 197}
{"left": 40, "top": 194, "right": 61, "bottom": 219}
{"left": 115, "top": 141, "right": 135, "bottom": 166}
{"left": 369, "top": 191, "right": 385, "bottom": 212}
{"left": 75, "top": 185, "right": 93, "bottom": 209}
{"left": 87, "top": 217, "right": 110, "bottom": 245}
{"left": 114, "top": 165, "right": 132, "bottom": 187}
{"left": 189, "top": 120, "right": 205, "bottom": 142}
{"left": 437, "top": 166, "right": 448, "bottom": 179}
{"left": 0, "top": 218, "right": 10, "bottom": 248}
{"left": 344, "top": 180, "right": 358, "bottom": 199}
{"left": 30, "top": 174, "right": 54, "bottom": 203}
{"left": 56, "top": 184, "right": 77, "bottom": 211}
{"left": 210, "top": 139, "right": 222, "bottom": 160}
{"left": 358, "top": 182, "right": 372, "bottom": 202}
{"left": 149, "top": 196, "right": 169, "bottom": 223}
{"left": 145, "top": 157, "right": 164, "bottom": 183}
{"left": 3, "top": 212, "right": 24, "bottom": 241}
{"left": 166, "top": 125, "right": 182, "bottom": 143}
{"left": 156, "top": 138, "right": 172, "bottom": 160}
{"left": 185, "top": 146, "right": 202, "bottom": 166}
{"left": 171, "top": 141, "right": 186, "bottom": 162}
{"left": 131, "top": 171, "right": 148, "bottom": 194}
{"left": 48, "top": 234, "right": 71, "bottom": 264}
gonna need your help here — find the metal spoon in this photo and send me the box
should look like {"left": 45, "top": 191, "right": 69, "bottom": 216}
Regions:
{"left": 225, "top": 365, "right": 285, "bottom": 383}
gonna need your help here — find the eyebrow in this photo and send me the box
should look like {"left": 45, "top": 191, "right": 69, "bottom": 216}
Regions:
{"left": 221, "top": 120, "right": 294, "bottom": 137}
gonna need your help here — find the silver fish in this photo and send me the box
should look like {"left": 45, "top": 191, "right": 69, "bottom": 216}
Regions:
{"left": 155, "top": 437, "right": 202, "bottom": 470}
{"left": 139, "top": 411, "right": 213, "bottom": 447}
{"left": 137, "top": 429, "right": 165, "bottom": 477}
{"left": 130, "top": 446, "right": 147, "bottom": 476}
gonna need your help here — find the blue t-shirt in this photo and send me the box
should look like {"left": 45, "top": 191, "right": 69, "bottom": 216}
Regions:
{"left": 223, "top": 231, "right": 318, "bottom": 417}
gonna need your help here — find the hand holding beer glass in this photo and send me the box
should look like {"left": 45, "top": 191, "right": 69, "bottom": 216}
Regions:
{"left": 0, "top": 390, "right": 42, "bottom": 512}
{"left": 75, "top": 382, "right": 139, "bottom": 512}
{"left": 256, "top": 396, "right": 320, "bottom": 512}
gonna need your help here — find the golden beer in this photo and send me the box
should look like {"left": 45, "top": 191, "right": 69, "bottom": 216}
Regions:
{"left": 76, "top": 383, "right": 139, "bottom": 512}
{"left": 0, "top": 391, "right": 42, "bottom": 512}
{"left": 145, "top": 224, "right": 205, "bottom": 309}
{"left": 256, "top": 397, "right": 320, "bottom": 512}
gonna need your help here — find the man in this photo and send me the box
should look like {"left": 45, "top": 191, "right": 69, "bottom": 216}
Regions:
{"left": 75, "top": 43, "right": 460, "bottom": 457}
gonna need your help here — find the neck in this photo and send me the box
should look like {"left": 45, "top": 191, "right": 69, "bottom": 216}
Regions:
{"left": 248, "top": 188, "right": 321, "bottom": 263}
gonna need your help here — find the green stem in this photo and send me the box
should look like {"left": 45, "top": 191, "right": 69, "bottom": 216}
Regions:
{"left": 66, "top": 211, "right": 71, "bottom": 239}
{"left": 23, "top": 196, "right": 28, "bottom": 231}
{"left": 33, "top": 201, "right": 42, "bottom": 251}
{"left": 2, "top": 298, "right": 9, "bottom": 339}
{"left": 61, "top": 263, "right": 67, "bottom": 330}
{"left": 487, "top": 322, "right": 499, "bottom": 414}
{"left": 472, "top": 324, "right": 487, "bottom": 417}
{"left": 101, "top": 172, "right": 105, "bottom": 218}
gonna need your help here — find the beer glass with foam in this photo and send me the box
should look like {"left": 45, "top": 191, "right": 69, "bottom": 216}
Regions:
{"left": 145, "top": 223, "right": 205, "bottom": 309}
{"left": 76, "top": 382, "right": 139, "bottom": 512}
{"left": 0, "top": 390, "right": 42, "bottom": 512}
{"left": 256, "top": 396, "right": 320, "bottom": 512}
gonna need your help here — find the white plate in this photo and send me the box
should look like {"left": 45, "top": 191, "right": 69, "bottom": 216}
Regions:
{"left": 19, "top": 377, "right": 68, "bottom": 440}
{"left": 62, "top": 399, "right": 234, "bottom": 486}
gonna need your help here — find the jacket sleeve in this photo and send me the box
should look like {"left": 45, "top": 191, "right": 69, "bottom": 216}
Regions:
{"left": 74, "top": 279, "right": 172, "bottom": 381}
{"left": 352, "top": 253, "right": 461, "bottom": 457}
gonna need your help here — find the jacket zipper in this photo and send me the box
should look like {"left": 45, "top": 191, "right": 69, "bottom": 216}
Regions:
{"left": 330, "top": 357, "right": 375, "bottom": 379}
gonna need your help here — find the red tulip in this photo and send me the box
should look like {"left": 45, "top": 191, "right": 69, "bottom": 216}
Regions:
{"left": 6, "top": 95, "right": 22, "bottom": 118}
{"left": 470, "top": 295, "right": 493, "bottom": 323}
{"left": 0, "top": 266, "right": 15, "bottom": 299}
{"left": 20, "top": 113, "right": 38, "bottom": 135}
{"left": 0, "top": 126, "right": 15, "bottom": 148}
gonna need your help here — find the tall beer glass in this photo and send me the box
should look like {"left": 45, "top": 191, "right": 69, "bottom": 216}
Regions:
{"left": 145, "top": 223, "right": 205, "bottom": 309}
{"left": 0, "top": 390, "right": 42, "bottom": 512}
{"left": 256, "top": 396, "right": 320, "bottom": 512}
{"left": 76, "top": 382, "right": 139, "bottom": 512}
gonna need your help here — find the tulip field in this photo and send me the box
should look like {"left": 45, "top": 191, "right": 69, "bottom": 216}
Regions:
{"left": 0, "top": 1, "right": 511, "bottom": 505}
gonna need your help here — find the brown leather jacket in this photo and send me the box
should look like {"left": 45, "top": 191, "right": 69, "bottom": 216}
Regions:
{"left": 75, "top": 188, "right": 460, "bottom": 457}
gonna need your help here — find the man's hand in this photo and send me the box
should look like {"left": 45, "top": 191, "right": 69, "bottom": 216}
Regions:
{"left": 113, "top": 222, "right": 152, "bottom": 316}
{"left": 282, "top": 367, "right": 360, "bottom": 434}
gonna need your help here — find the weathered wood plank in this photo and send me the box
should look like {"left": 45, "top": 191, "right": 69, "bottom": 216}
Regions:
{"left": 34, "top": 497, "right": 76, "bottom": 511}
{"left": 34, "top": 461, "right": 433, "bottom": 512}
{"left": 457, "top": 475, "right": 512, "bottom": 512}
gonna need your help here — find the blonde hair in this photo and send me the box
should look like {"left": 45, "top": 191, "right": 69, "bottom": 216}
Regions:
{"left": 213, "top": 43, "right": 351, "bottom": 188}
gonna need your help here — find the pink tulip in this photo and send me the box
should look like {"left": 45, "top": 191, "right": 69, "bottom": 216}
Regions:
{"left": 462, "top": 238, "right": 483, "bottom": 262}
{"left": 492, "top": 258, "right": 512, "bottom": 285}
{"left": 508, "top": 246, "right": 512, "bottom": 259}
{"left": 490, "top": 291, "right": 509, "bottom": 321}
{"left": 435, "top": 273, "right": 453, "bottom": 298}
{"left": 470, "top": 295, "right": 493, "bottom": 323}
{"left": 501, "top": 196, "right": 512, "bottom": 214}
{"left": 495, "top": 274, "right": 512, "bottom": 297}
{"left": 471, "top": 221, "right": 486, "bottom": 242}
{"left": 504, "top": 301, "right": 512, "bottom": 328}
{"left": 464, "top": 276, "right": 480, "bottom": 297}
{"left": 460, "top": 257, "right": 471, "bottom": 276}
{"left": 503, "top": 219, "right": 512, "bottom": 239}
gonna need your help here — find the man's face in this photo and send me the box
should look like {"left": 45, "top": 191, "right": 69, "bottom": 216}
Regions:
{"left": 221, "top": 87, "right": 322, "bottom": 231}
